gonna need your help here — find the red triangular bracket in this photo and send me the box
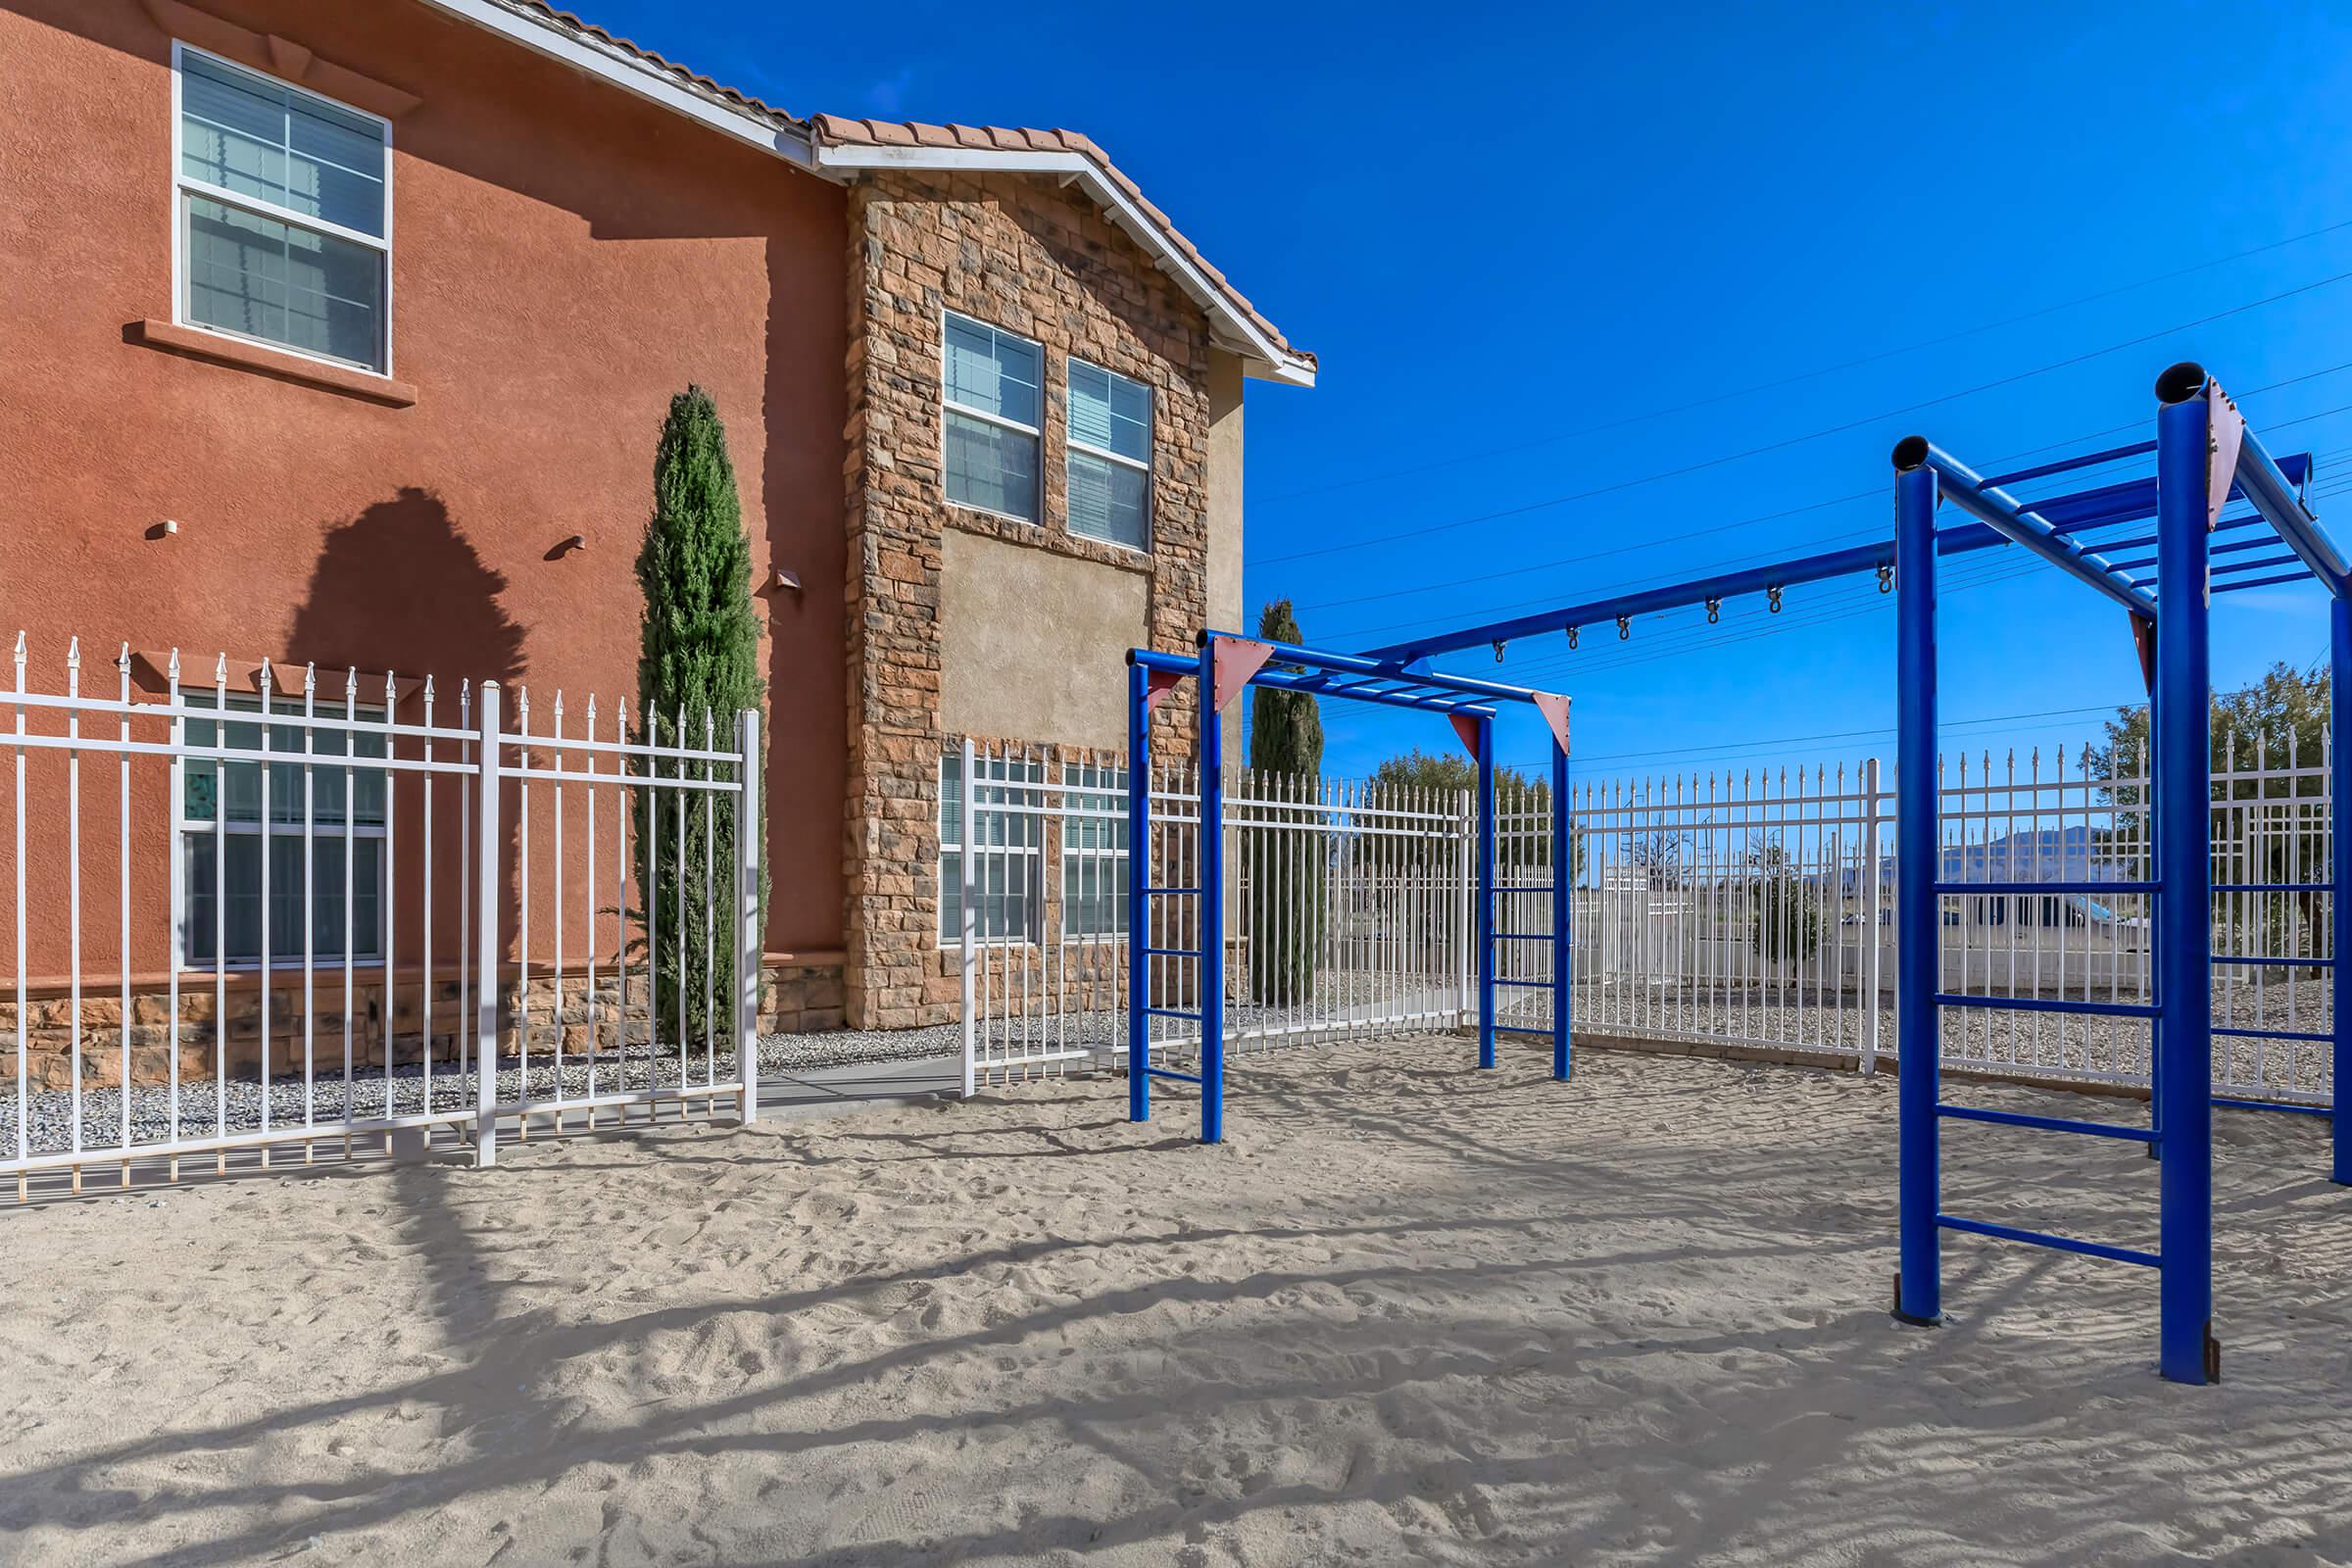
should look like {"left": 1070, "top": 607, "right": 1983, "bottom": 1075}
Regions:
{"left": 1447, "top": 712, "right": 1483, "bottom": 760}
{"left": 1142, "top": 666, "right": 1186, "bottom": 713}
{"left": 2206, "top": 380, "right": 2246, "bottom": 534}
{"left": 1532, "top": 691, "right": 1571, "bottom": 755}
{"left": 1208, "top": 637, "right": 1275, "bottom": 714}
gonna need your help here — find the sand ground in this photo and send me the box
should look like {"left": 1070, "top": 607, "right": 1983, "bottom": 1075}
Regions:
{"left": 2, "top": 1038, "right": 2350, "bottom": 1566}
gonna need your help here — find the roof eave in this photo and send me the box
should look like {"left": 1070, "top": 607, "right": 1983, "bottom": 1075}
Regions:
{"left": 813, "top": 142, "right": 1316, "bottom": 388}
{"left": 409, "top": 0, "right": 817, "bottom": 169}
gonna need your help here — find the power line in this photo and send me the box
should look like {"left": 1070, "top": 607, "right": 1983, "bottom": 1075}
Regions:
{"left": 1256, "top": 214, "right": 2352, "bottom": 508}
{"left": 1256, "top": 275, "right": 2352, "bottom": 566}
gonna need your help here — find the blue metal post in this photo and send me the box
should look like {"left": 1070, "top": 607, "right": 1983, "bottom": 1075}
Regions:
{"left": 2155, "top": 382, "right": 2215, "bottom": 1385}
{"left": 1199, "top": 639, "right": 1226, "bottom": 1143}
{"left": 2335, "top": 591, "right": 2352, "bottom": 1185}
{"left": 1893, "top": 456, "right": 1941, "bottom": 1326}
{"left": 1551, "top": 738, "right": 1571, "bottom": 1080}
{"left": 1477, "top": 714, "right": 1497, "bottom": 1070}
{"left": 1127, "top": 660, "right": 1151, "bottom": 1125}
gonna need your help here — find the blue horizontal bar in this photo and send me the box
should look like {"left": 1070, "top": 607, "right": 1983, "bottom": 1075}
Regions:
{"left": 2212, "top": 570, "right": 2316, "bottom": 595}
{"left": 1937, "top": 1103, "right": 2155, "bottom": 1143}
{"left": 2213, "top": 1096, "right": 2333, "bottom": 1117}
{"left": 1493, "top": 932, "right": 1555, "bottom": 943}
{"left": 1146, "top": 1006, "right": 1202, "bottom": 1022}
{"left": 1937, "top": 1214, "right": 2160, "bottom": 1269}
{"left": 1144, "top": 1066, "right": 1204, "bottom": 1085}
{"left": 2216, "top": 955, "right": 2332, "bottom": 967}
{"left": 1143, "top": 946, "right": 1200, "bottom": 957}
{"left": 2214, "top": 1025, "right": 2333, "bottom": 1042}
{"left": 2213, "top": 882, "right": 2330, "bottom": 893}
{"left": 1145, "top": 887, "right": 1200, "bottom": 897}
{"left": 1982, "top": 439, "right": 2157, "bottom": 487}
{"left": 1493, "top": 883, "right": 1555, "bottom": 893}
{"left": 1935, "top": 993, "right": 2160, "bottom": 1019}
{"left": 1494, "top": 978, "right": 1560, "bottom": 990}
{"left": 1934, "top": 880, "right": 2156, "bottom": 896}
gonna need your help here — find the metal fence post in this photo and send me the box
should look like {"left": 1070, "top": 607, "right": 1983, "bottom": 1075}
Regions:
{"left": 959, "top": 736, "right": 979, "bottom": 1101}
{"left": 473, "top": 680, "right": 503, "bottom": 1168}
{"left": 1861, "top": 756, "right": 1885, "bottom": 1076}
{"left": 737, "top": 709, "right": 761, "bottom": 1125}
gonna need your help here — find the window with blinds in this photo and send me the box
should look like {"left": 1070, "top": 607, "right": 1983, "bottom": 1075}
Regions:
{"left": 942, "top": 313, "right": 1044, "bottom": 522}
{"left": 174, "top": 46, "right": 391, "bottom": 373}
{"left": 1067, "top": 360, "right": 1152, "bottom": 550}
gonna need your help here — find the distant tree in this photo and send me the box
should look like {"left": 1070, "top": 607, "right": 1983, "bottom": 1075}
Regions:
{"left": 1363, "top": 748, "right": 1585, "bottom": 879}
{"left": 1247, "top": 600, "right": 1324, "bottom": 1004}
{"left": 633, "top": 386, "right": 765, "bottom": 1048}
{"left": 1745, "top": 837, "right": 1825, "bottom": 964}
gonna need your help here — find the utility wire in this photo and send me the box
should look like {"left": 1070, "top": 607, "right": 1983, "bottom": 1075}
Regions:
{"left": 1258, "top": 214, "right": 2352, "bottom": 507}
{"left": 1257, "top": 276, "right": 2352, "bottom": 566}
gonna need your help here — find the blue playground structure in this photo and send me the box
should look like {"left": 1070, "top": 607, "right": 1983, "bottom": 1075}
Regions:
{"left": 1123, "top": 362, "right": 2343, "bottom": 1384}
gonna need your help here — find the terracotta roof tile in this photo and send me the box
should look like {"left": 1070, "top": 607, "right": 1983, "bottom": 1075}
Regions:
{"left": 809, "top": 116, "right": 1311, "bottom": 368}
{"left": 503, "top": 1, "right": 802, "bottom": 130}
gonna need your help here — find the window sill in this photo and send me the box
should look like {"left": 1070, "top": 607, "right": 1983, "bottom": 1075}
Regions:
{"left": 128, "top": 319, "right": 416, "bottom": 408}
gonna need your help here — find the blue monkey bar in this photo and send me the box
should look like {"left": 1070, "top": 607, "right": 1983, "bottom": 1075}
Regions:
{"left": 1335, "top": 362, "right": 2335, "bottom": 1387}
{"left": 1122, "top": 636, "right": 1571, "bottom": 1144}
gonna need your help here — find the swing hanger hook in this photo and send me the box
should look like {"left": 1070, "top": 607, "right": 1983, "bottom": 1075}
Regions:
{"left": 1566, "top": 625, "right": 1579, "bottom": 650}
{"left": 1616, "top": 614, "right": 1631, "bottom": 641}
{"left": 1704, "top": 597, "right": 1721, "bottom": 625}
{"left": 1493, "top": 639, "right": 1507, "bottom": 663}
{"left": 1877, "top": 562, "right": 1893, "bottom": 595}
{"left": 1767, "top": 584, "right": 1785, "bottom": 613}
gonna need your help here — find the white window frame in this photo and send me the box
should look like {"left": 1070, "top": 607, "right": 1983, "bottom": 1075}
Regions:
{"left": 1065, "top": 358, "right": 1153, "bottom": 553}
{"left": 170, "top": 41, "right": 397, "bottom": 378}
{"left": 1058, "top": 760, "right": 1130, "bottom": 939}
{"left": 170, "top": 691, "right": 391, "bottom": 972}
{"left": 939, "top": 310, "right": 1043, "bottom": 525}
{"left": 937, "top": 749, "right": 1045, "bottom": 948}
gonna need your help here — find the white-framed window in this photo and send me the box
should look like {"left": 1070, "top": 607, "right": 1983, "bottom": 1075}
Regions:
{"left": 1066, "top": 361, "right": 1152, "bottom": 550}
{"left": 942, "top": 313, "right": 1043, "bottom": 522}
{"left": 938, "top": 750, "right": 1043, "bottom": 944}
{"left": 172, "top": 44, "right": 393, "bottom": 374}
{"left": 1060, "top": 762, "right": 1129, "bottom": 937}
{"left": 177, "top": 692, "right": 389, "bottom": 967}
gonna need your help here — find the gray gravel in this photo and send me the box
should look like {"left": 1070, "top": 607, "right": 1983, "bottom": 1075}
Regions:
{"left": 12, "top": 974, "right": 2333, "bottom": 1158}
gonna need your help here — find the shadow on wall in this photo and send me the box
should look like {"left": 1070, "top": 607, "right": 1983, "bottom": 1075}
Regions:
{"left": 287, "top": 489, "right": 531, "bottom": 986}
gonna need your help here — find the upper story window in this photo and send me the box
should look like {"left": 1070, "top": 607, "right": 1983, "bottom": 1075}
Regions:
{"left": 942, "top": 313, "right": 1042, "bottom": 522}
{"left": 1067, "top": 361, "right": 1152, "bottom": 550}
{"left": 174, "top": 46, "right": 392, "bottom": 374}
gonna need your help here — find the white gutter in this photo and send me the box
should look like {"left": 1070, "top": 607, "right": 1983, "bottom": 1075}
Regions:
{"left": 407, "top": 0, "right": 815, "bottom": 168}
{"left": 816, "top": 143, "right": 1317, "bottom": 387}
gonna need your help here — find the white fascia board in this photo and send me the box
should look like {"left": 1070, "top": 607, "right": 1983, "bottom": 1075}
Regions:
{"left": 409, "top": 0, "right": 815, "bottom": 168}
{"left": 817, "top": 143, "right": 1315, "bottom": 387}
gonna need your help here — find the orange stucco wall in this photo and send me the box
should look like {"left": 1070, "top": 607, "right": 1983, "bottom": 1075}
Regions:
{"left": 0, "top": 0, "right": 849, "bottom": 973}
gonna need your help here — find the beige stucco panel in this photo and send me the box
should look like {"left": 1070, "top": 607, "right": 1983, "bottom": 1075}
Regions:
{"left": 940, "top": 529, "right": 1148, "bottom": 750}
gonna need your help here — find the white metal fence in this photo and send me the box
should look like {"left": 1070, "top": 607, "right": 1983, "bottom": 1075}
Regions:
{"left": 3, "top": 636, "right": 760, "bottom": 1197}
{"left": 959, "top": 727, "right": 2335, "bottom": 1109}
{"left": 955, "top": 742, "right": 1474, "bottom": 1085}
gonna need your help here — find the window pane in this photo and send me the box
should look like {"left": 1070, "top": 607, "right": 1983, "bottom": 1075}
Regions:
{"left": 945, "top": 409, "right": 1039, "bottom": 520}
{"left": 1068, "top": 451, "right": 1149, "bottom": 549}
{"left": 1069, "top": 362, "right": 1150, "bottom": 463}
{"left": 944, "top": 315, "right": 1040, "bottom": 427}
{"left": 1060, "top": 764, "right": 1129, "bottom": 938}
{"left": 186, "top": 196, "right": 384, "bottom": 368}
{"left": 182, "top": 53, "right": 384, "bottom": 237}
{"left": 185, "top": 831, "right": 382, "bottom": 965}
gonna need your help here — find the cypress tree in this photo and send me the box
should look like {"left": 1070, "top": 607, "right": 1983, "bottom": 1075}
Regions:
{"left": 1247, "top": 598, "right": 1324, "bottom": 1004}
{"left": 634, "top": 386, "right": 765, "bottom": 1053}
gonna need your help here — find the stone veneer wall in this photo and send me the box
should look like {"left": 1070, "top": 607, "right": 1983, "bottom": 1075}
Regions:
{"left": 2, "top": 960, "right": 844, "bottom": 1090}
{"left": 841, "top": 170, "right": 1217, "bottom": 1028}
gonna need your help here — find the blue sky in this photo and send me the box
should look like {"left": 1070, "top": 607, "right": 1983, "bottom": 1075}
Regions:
{"left": 586, "top": 0, "right": 2352, "bottom": 785}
